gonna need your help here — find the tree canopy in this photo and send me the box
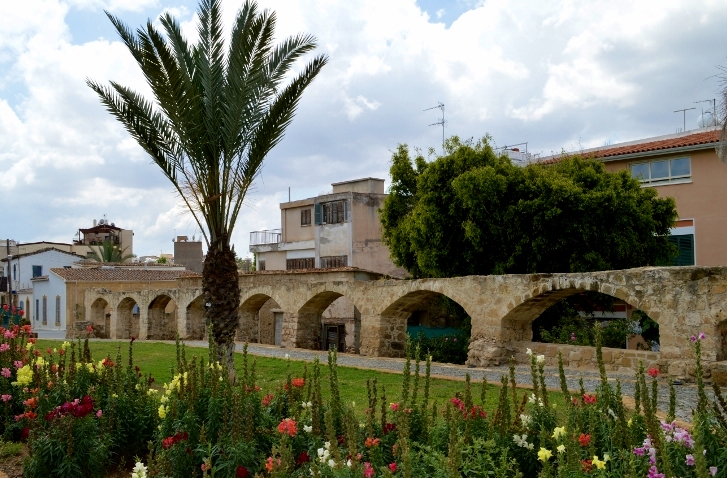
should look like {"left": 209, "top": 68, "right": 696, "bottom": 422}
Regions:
{"left": 87, "top": 241, "right": 134, "bottom": 263}
{"left": 380, "top": 137, "right": 678, "bottom": 279}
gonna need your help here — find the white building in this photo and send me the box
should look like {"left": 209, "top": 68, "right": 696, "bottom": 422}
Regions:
{"left": 1, "top": 248, "right": 85, "bottom": 321}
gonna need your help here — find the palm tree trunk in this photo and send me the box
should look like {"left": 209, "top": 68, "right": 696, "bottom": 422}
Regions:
{"left": 203, "top": 242, "right": 240, "bottom": 379}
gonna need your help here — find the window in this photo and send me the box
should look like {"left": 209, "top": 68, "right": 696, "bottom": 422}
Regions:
{"left": 320, "top": 255, "right": 347, "bottom": 269}
{"left": 315, "top": 200, "right": 347, "bottom": 225}
{"left": 12, "top": 264, "right": 16, "bottom": 280}
{"left": 301, "top": 209, "right": 311, "bottom": 226}
{"left": 42, "top": 296, "right": 47, "bottom": 325}
{"left": 258, "top": 260, "right": 266, "bottom": 271}
{"left": 286, "top": 258, "right": 315, "bottom": 270}
{"left": 666, "top": 234, "right": 695, "bottom": 266}
{"left": 55, "top": 296, "right": 61, "bottom": 325}
{"left": 630, "top": 157, "right": 691, "bottom": 185}
{"left": 35, "top": 299, "right": 39, "bottom": 321}
{"left": 32, "top": 265, "right": 43, "bottom": 278}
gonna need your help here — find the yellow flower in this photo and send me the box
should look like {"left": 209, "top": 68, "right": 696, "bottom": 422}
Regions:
{"left": 552, "top": 426, "right": 566, "bottom": 439}
{"left": 537, "top": 448, "right": 552, "bottom": 462}
{"left": 112, "top": 393, "right": 118, "bottom": 398}
{"left": 25, "top": 342, "right": 33, "bottom": 350}
{"left": 147, "top": 389, "right": 158, "bottom": 395}
{"left": 627, "top": 418, "right": 633, "bottom": 427}
{"left": 556, "top": 445, "right": 566, "bottom": 454}
{"left": 603, "top": 453, "right": 610, "bottom": 462}
{"left": 12, "top": 365, "right": 33, "bottom": 386}
{"left": 53, "top": 348, "right": 58, "bottom": 353}
{"left": 158, "top": 405, "right": 167, "bottom": 419}
{"left": 592, "top": 456, "right": 606, "bottom": 470}
{"left": 61, "top": 341, "right": 71, "bottom": 350}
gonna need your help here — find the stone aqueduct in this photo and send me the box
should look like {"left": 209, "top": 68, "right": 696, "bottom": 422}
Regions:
{"left": 83, "top": 266, "right": 727, "bottom": 378}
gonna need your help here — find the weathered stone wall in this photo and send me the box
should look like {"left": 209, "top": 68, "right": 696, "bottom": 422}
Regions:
{"left": 81, "top": 266, "right": 727, "bottom": 380}
{"left": 511, "top": 341, "right": 661, "bottom": 374}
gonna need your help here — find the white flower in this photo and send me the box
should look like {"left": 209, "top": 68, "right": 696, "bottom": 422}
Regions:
{"left": 284, "top": 354, "right": 290, "bottom": 360}
{"left": 131, "top": 462, "right": 148, "bottom": 478}
{"left": 327, "top": 459, "right": 336, "bottom": 468}
{"left": 302, "top": 401, "right": 312, "bottom": 409}
{"left": 528, "top": 394, "right": 536, "bottom": 404}
{"left": 304, "top": 425, "right": 313, "bottom": 433}
{"left": 526, "top": 348, "right": 533, "bottom": 356}
{"left": 536, "top": 355, "right": 545, "bottom": 364}
{"left": 324, "top": 441, "right": 331, "bottom": 450}
{"left": 608, "top": 409, "right": 617, "bottom": 419}
{"left": 346, "top": 459, "right": 352, "bottom": 468}
{"left": 519, "top": 414, "right": 531, "bottom": 427}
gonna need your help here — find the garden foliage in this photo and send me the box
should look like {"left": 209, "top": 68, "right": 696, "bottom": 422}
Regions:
{"left": 1, "top": 324, "right": 726, "bottom": 477}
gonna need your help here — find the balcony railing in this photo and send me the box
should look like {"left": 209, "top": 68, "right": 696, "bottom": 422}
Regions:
{"left": 250, "top": 229, "right": 282, "bottom": 246}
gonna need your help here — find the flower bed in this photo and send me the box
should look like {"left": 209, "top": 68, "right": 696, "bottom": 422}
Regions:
{"left": 1, "top": 324, "right": 726, "bottom": 477}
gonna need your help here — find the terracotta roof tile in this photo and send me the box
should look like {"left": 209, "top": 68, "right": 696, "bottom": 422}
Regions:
{"left": 50, "top": 268, "right": 199, "bottom": 282}
{"left": 541, "top": 128, "right": 720, "bottom": 165}
{"left": 0, "top": 247, "right": 85, "bottom": 262}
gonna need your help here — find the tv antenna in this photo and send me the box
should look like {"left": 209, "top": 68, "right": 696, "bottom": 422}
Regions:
{"left": 695, "top": 99, "right": 717, "bottom": 126}
{"left": 425, "top": 102, "right": 447, "bottom": 154}
{"left": 674, "top": 107, "right": 696, "bottom": 132}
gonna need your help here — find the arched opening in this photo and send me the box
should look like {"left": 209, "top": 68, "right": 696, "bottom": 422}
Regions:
{"left": 117, "top": 297, "right": 140, "bottom": 339}
{"left": 186, "top": 295, "right": 206, "bottom": 340}
{"left": 90, "top": 298, "right": 111, "bottom": 338}
{"left": 148, "top": 295, "right": 177, "bottom": 340}
{"left": 717, "top": 319, "right": 727, "bottom": 362}
{"left": 297, "top": 292, "right": 361, "bottom": 352}
{"left": 381, "top": 291, "right": 470, "bottom": 363}
{"left": 502, "top": 288, "right": 660, "bottom": 369}
{"left": 238, "top": 294, "right": 283, "bottom": 345}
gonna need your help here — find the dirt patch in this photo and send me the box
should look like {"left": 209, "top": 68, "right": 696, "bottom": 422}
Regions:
{"left": 0, "top": 442, "right": 28, "bottom": 478}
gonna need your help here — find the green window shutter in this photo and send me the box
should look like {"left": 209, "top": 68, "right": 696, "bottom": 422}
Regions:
{"left": 676, "top": 234, "right": 694, "bottom": 266}
{"left": 314, "top": 203, "right": 322, "bottom": 225}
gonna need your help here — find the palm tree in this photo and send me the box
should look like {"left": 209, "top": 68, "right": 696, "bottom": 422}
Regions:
{"left": 87, "top": 0, "right": 327, "bottom": 373}
{"left": 87, "top": 240, "right": 134, "bottom": 263}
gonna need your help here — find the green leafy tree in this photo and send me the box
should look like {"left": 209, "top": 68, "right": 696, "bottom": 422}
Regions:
{"left": 87, "top": 241, "right": 134, "bottom": 263}
{"left": 87, "top": 0, "right": 327, "bottom": 373}
{"left": 156, "top": 256, "right": 168, "bottom": 264}
{"left": 381, "top": 136, "right": 678, "bottom": 279}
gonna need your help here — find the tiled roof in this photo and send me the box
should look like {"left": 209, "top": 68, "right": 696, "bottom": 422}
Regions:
{"left": 541, "top": 127, "right": 721, "bottom": 165}
{"left": 74, "top": 260, "right": 184, "bottom": 268}
{"left": 239, "top": 267, "right": 386, "bottom": 278}
{"left": 0, "top": 247, "right": 86, "bottom": 262}
{"left": 50, "top": 268, "right": 199, "bottom": 282}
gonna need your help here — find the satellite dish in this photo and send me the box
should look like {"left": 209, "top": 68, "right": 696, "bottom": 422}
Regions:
{"left": 99, "top": 219, "right": 105, "bottom": 225}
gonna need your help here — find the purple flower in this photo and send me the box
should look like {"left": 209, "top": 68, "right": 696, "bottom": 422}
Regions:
{"left": 698, "top": 332, "right": 706, "bottom": 340}
{"left": 633, "top": 447, "right": 645, "bottom": 456}
{"left": 453, "top": 338, "right": 457, "bottom": 342}
{"left": 690, "top": 335, "right": 697, "bottom": 342}
{"left": 686, "top": 454, "right": 695, "bottom": 466}
{"left": 647, "top": 466, "right": 665, "bottom": 478}
{"left": 710, "top": 467, "right": 718, "bottom": 476}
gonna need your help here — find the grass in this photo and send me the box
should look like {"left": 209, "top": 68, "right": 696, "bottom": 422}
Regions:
{"left": 0, "top": 439, "right": 24, "bottom": 458}
{"left": 35, "top": 339, "right": 566, "bottom": 416}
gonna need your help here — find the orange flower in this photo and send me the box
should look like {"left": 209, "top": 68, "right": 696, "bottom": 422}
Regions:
{"left": 23, "top": 397, "right": 37, "bottom": 409}
{"left": 265, "top": 457, "right": 274, "bottom": 472}
{"left": 277, "top": 418, "right": 297, "bottom": 437}
{"left": 365, "top": 437, "right": 381, "bottom": 448}
{"left": 292, "top": 377, "right": 305, "bottom": 388}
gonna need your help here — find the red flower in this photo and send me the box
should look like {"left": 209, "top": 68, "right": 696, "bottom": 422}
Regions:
{"left": 581, "top": 459, "right": 593, "bottom": 472}
{"left": 102, "top": 358, "right": 115, "bottom": 368}
{"left": 292, "top": 377, "right": 305, "bottom": 388}
{"left": 277, "top": 418, "right": 297, "bottom": 437}
{"left": 2, "top": 304, "right": 8, "bottom": 311}
{"left": 162, "top": 437, "right": 176, "bottom": 449}
{"left": 262, "top": 394, "right": 274, "bottom": 406}
{"left": 389, "top": 463, "right": 398, "bottom": 473}
{"left": 21, "top": 427, "right": 29, "bottom": 440}
{"left": 18, "top": 310, "right": 24, "bottom": 317}
{"left": 86, "top": 325, "right": 93, "bottom": 333}
{"left": 236, "top": 466, "right": 250, "bottom": 477}
{"left": 296, "top": 451, "right": 310, "bottom": 467}
{"left": 582, "top": 394, "right": 597, "bottom": 405}
{"left": 578, "top": 433, "right": 591, "bottom": 447}
{"left": 383, "top": 423, "right": 397, "bottom": 435}
{"left": 648, "top": 368, "right": 659, "bottom": 378}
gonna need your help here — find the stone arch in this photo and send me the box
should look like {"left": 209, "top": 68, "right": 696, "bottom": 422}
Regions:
{"left": 90, "top": 298, "right": 111, "bottom": 338}
{"left": 237, "top": 294, "right": 283, "bottom": 345}
{"left": 186, "top": 295, "right": 206, "bottom": 340}
{"left": 500, "top": 279, "right": 658, "bottom": 343}
{"left": 117, "top": 297, "right": 140, "bottom": 339}
{"left": 379, "top": 290, "right": 470, "bottom": 358}
{"left": 294, "top": 291, "right": 362, "bottom": 352}
{"left": 148, "top": 294, "right": 177, "bottom": 340}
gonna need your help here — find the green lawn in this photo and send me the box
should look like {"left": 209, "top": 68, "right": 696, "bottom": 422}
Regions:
{"left": 36, "top": 339, "right": 565, "bottom": 415}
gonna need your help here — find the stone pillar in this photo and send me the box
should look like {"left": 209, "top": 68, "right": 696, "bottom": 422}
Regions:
{"left": 108, "top": 305, "right": 118, "bottom": 340}
{"left": 359, "top": 313, "right": 383, "bottom": 356}
{"left": 138, "top": 305, "right": 149, "bottom": 340}
{"left": 467, "top": 312, "right": 509, "bottom": 367}
{"left": 238, "top": 310, "right": 259, "bottom": 343}
{"left": 360, "top": 313, "right": 406, "bottom": 358}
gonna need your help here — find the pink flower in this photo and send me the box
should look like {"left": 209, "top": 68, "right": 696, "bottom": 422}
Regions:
{"left": 685, "top": 454, "right": 695, "bottom": 466}
{"left": 4, "top": 330, "right": 15, "bottom": 339}
{"left": 96, "top": 409, "right": 103, "bottom": 418}
{"left": 647, "top": 466, "right": 665, "bottom": 478}
{"left": 710, "top": 467, "right": 718, "bottom": 476}
{"left": 13, "top": 360, "right": 23, "bottom": 369}
{"left": 388, "top": 462, "right": 397, "bottom": 473}
{"left": 1, "top": 394, "right": 11, "bottom": 402}
{"left": 389, "top": 402, "right": 399, "bottom": 412}
{"left": 363, "top": 462, "right": 374, "bottom": 478}
{"left": 0, "top": 343, "right": 10, "bottom": 352}
{"left": 698, "top": 332, "right": 706, "bottom": 340}
{"left": 633, "top": 447, "right": 645, "bottom": 456}
{"left": 690, "top": 335, "right": 697, "bottom": 342}
{"left": 1, "top": 367, "right": 10, "bottom": 378}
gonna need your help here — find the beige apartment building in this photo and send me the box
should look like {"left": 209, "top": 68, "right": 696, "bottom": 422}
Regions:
{"left": 544, "top": 125, "right": 726, "bottom": 267}
{"left": 250, "top": 177, "right": 406, "bottom": 278}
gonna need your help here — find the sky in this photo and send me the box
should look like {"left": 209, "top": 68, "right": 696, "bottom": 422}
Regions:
{"left": 1, "top": 0, "right": 726, "bottom": 258}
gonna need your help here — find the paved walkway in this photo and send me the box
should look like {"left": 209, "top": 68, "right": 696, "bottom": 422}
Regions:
{"left": 179, "top": 340, "right": 710, "bottom": 422}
